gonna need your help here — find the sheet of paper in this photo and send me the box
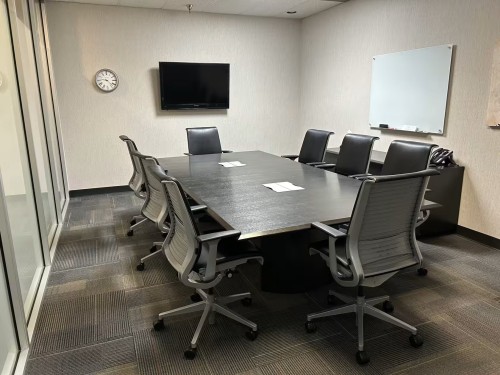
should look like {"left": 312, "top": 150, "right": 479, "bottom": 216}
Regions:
{"left": 263, "top": 182, "right": 304, "bottom": 192}
{"left": 277, "top": 182, "right": 304, "bottom": 191}
{"left": 231, "top": 161, "right": 246, "bottom": 166}
{"left": 263, "top": 183, "right": 289, "bottom": 192}
{"left": 218, "top": 161, "right": 246, "bottom": 167}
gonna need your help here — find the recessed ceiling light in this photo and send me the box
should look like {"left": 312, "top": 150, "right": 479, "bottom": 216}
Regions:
{"left": 286, "top": 11, "right": 297, "bottom": 14}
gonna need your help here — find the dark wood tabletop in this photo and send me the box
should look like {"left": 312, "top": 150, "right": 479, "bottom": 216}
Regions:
{"left": 158, "top": 151, "right": 362, "bottom": 239}
{"left": 158, "top": 151, "right": 438, "bottom": 240}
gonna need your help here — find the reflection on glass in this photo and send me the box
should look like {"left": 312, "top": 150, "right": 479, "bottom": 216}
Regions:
{"left": 32, "top": 0, "right": 65, "bottom": 209}
{"left": 0, "top": 0, "right": 44, "bottom": 314}
{"left": 16, "top": 2, "right": 57, "bottom": 242}
{"left": 0, "top": 253, "right": 18, "bottom": 375}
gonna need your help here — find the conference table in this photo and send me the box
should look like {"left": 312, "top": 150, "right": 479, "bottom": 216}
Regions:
{"left": 158, "top": 151, "right": 438, "bottom": 293}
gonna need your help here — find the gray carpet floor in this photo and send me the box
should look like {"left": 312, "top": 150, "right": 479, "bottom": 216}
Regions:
{"left": 25, "top": 191, "right": 500, "bottom": 375}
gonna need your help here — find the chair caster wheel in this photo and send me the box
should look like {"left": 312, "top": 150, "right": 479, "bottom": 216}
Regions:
{"left": 245, "top": 329, "right": 258, "bottom": 341}
{"left": 356, "top": 350, "right": 370, "bottom": 365}
{"left": 136, "top": 263, "right": 145, "bottom": 271}
{"left": 409, "top": 334, "right": 423, "bottom": 348}
{"left": 184, "top": 347, "right": 197, "bottom": 360}
{"left": 149, "top": 245, "right": 157, "bottom": 254}
{"left": 327, "top": 295, "right": 338, "bottom": 305}
{"left": 127, "top": 230, "right": 134, "bottom": 237}
{"left": 417, "top": 268, "right": 428, "bottom": 276}
{"left": 190, "top": 293, "right": 202, "bottom": 302}
{"left": 305, "top": 321, "right": 317, "bottom": 333}
{"left": 242, "top": 297, "right": 252, "bottom": 307}
{"left": 383, "top": 300, "right": 394, "bottom": 313}
{"left": 130, "top": 219, "right": 136, "bottom": 225}
{"left": 153, "top": 319, "right": 164, "bottom": 331}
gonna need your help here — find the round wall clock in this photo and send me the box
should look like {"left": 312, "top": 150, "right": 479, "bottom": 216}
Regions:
{"left": 95, "top": 69, "right": 118, "bottom": 92}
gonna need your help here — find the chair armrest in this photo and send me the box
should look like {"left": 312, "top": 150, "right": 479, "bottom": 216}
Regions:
{"left": 315, "top": 163, "right": 336, "bottom": 170}
{"left": 311, "top": 222, "right": 346, "bottom": 238}
{"left": 281, "top": 154, "right": 299, "bottom": 160}
{"left": 350, "top": 173, "right": 372, "bottom": 180}
{"left": 184, "top": 152, "right": 193, "bottom": 156}
{"left": 190, "top": 205, "right": 207, "bottom": 213}
{"left": 306, "top": 162, "right": 326, "bottom": 166}
{"left": 197, "top": 230, "right": 241, "bottom": 243}
{"left": 222, "top": 150, "right": 233, "bottom": 153}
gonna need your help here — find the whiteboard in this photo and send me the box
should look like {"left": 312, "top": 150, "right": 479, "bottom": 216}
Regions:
{"left": 369, "top": 44, "right": 453, "bottom": 134}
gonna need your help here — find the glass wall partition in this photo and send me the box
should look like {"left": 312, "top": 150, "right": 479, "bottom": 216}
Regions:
{"left": 12, "top": 0, "right": 58, "bottom": 247}
{"left": 1, "top": 0, "right": 45, "bottom": 317}
{"left": 0, "top": 238, "right": 18, "bottom": 375}
{"left": 28, "top": 0, "right": 67, "bottom": 213}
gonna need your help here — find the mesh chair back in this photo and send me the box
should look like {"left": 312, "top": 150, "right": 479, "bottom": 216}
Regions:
{"left": 381, "top": 141, "right": 437, "bottom": 175}
{"left": 163, "top": 176, "right": 200, "bottom": 277}
{"left": 186, "top": 127, "right": 223, "bottom": 155}
{"left": 347, "top": 170, "right": 437, "bottom": 277}
{"left": 130, "top": 151, "right": 168, "bottom": 230}
{"left": 119, "top": 135, "right": 144, "bottom": 197}
{"left": 298, "top": 129, "right": 333, "bottom": 164}
{"left": 335, "top": 134, "right": 379, "bottom": 176}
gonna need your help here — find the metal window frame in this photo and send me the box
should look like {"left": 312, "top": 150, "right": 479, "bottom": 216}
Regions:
{"left": 0, "top": 176, "right": 30, "bottom": 357}
{"left": 27, "top": 0, "right": 69, "bottom": 222}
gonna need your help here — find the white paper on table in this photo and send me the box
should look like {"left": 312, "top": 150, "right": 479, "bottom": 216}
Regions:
{"left": 263, "top": 182, "right": 304, "bottom": 192}
{"left": 231, "top": 161, "right": 246, "bottom": 166}
{"left": 278, "top": 182, "right": 304, "bottom": 191}
{"left": 218, "top": 161, "right": 246, "bottom": 167}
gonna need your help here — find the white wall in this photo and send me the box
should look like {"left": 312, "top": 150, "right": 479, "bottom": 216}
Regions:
{"left": 45, "top": 2, "right": 302, "bottom": 191}
{"left": 300, "top": 0, "right": 500, "bottom": 239}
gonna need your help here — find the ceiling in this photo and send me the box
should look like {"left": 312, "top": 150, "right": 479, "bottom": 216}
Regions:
{"left": 48, "top": 0, "right": 345, "bottom": 19}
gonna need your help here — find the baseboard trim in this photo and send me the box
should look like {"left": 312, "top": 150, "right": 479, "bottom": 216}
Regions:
{"left": 69, "top": 185, "right": 129, "bottom": 197}
{"left": 457, "top": 226, "right": 500, "bottom": 249}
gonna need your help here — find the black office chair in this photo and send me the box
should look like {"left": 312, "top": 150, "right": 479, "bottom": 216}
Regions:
{"left": 119, "top": 135, "right": 149, "bottom": 233}
{"left": 282, "top": 129, "right": 334, "bottom": 166}
{"left": 317, "top": 134, "right": 379, "bottom": 176}
{"left": 382, "top": 140, "right": 438, "bottom": 175}
{"left": 185, "top": 127, "right": 232, "bottom": 155}
{"left": 306, "top": 168, "right": 440, "bottom": 365}
{"left": 150, "top": 168, "right": 262, "bottom": 359}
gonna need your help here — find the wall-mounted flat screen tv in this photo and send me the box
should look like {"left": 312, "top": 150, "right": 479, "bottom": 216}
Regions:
{"left": 159, "top": 62, "right": 230, "bottom": 110}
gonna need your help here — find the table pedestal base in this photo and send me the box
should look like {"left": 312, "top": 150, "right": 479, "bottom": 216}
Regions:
{"left": 255, "top": 229, "right": 332, "bottom": 293}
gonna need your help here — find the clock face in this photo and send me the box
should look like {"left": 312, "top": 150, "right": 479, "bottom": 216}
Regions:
{"left": 95, "top": 69, "right": 118, "bottom": 92}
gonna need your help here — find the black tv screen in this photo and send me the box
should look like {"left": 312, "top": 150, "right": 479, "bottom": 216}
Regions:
{"left": 159, "top": 62, "right": 230, "bottom": 110}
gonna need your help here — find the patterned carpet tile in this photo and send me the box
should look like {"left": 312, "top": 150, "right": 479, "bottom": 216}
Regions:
{"left": 445, "top": 300, "right": 500, "bottom": 351}
{"left": 25, "top": 337, "right": 136, "bottom": 375}
{"left": 134, "top": 323, "right": 211, "bottom": 375}
{"left": 395, "top": 343, "right": 500, "bottom": 375}
{"left": 30, "top": 291, "right": 130, "bottom": 358}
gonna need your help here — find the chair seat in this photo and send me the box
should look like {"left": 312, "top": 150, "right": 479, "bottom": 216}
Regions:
{"left": 313, "top": 238, "right": 417, "bottom": 278}
{"left": 194, "top": 238, "right": 262, "bottom": 272}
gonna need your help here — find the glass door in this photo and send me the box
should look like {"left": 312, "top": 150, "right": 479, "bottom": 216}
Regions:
{"left": 0, "top": 238, "right": 18, "bottom": 375}
{"left": 12, "top": 0, "right": 58, "bottom": 246}
{"left": 28, "top": 0, "right": 67, "bottom": 212}
{"left": 0, "top": 0, "right": 44, "bottom": 316}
